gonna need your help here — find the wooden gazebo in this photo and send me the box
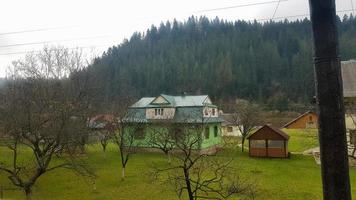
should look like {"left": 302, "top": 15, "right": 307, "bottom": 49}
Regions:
{"left": 247, "top": 124, "right": 289, "bottom": 158}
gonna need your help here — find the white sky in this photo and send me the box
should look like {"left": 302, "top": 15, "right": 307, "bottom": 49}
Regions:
{"left": 0, "top": 0, "right": 354, "bottom": 77}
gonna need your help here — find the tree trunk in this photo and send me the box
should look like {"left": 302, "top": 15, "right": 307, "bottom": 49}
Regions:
{"left": 241, "top": 137, "right": 245, "bottom": 152}
{"left": 121, "top": 167, "right": 125, "bottom": 180}
{"left": 167, "top": 153, "right": 171, "bottom": 164}
{"left": 24, "top": 187, "right": 32, "bottom": 200}
{"left": 102, "top": 143, "right": 107, "bottom": 152}
{"left": 183, "top": 168, "right": 194, "bottom": 200}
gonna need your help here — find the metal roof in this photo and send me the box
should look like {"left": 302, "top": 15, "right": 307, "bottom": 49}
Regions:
{"left": 130, "top": 94, "right": 215, "bottom": 108}
{"left": 342, "top": 60, "right": 356, "bottom": 98}
{"left": 247, "top": 124, "right": 290, "bottom": 140}
{"left": 125, "top": 95, "right": 223, "bottom": 124}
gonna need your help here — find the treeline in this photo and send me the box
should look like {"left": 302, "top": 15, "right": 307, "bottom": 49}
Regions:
{"left": 85, "top": 15, "right": 356, "bottom": 111}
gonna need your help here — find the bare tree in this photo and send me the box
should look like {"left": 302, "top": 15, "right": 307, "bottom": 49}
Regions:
{"left": 110, "top": 97, "right": 144, "bottom": 180}
{"left": 147, "top": 124, "right": 175, "bottom": 163}
{"left": 231, "top": 99, "right": 261, "bottom": 152}
{"left": 89, "top": 115, "right": 117, "bottom": 152}
{"left": 0, "top": 46, "right": 95, "bottom": 200}
{"left": 151, "top": 124, "right": 256, "bottom": 200}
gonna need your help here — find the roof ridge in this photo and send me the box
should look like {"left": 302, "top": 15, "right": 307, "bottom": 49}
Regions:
{"left": 282, "top": 111, "right": 315, "bottom": 128}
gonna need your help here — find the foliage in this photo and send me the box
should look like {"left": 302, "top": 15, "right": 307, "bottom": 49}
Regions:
{"left": 85, "top": 15, "right": 356, "bottom": 109}
{"left": 0, "top": 47, "right": 95, "bottom": 200}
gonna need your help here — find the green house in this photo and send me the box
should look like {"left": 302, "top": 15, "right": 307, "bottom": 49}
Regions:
{"left": 123, "top": 94, "right": 223, "bottom": 154}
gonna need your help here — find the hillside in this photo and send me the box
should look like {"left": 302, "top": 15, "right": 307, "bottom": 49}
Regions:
{"left": 0, "top": 78, "right": 6, "bottom": 88}
{"left": 86, "top": 15, "right": 356, "bottom": 110}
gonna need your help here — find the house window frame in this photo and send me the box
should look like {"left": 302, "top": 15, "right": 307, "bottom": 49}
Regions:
{"left": 227, "top": 126, "right": 233, "bottom": 132}
{"left": 204, "top": 127, "right": 210, "bottom": 139}
{"left": 250, "top": 140, "right": 265, "bottom": 148}
{"left": 134, "top": 127, "right": 145, "bottom": 140}
{"left": 154, "top": 108, "right": 164, "bottom": 116}
{"left": 214, "top": 126, "right": 218, "bottom": 137}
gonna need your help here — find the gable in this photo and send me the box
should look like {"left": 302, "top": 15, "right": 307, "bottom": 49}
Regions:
{"left": 283, "top": 111, "right": 318, "bottom": 128}
{"left": 151, "top": 95, "right": 170, "bottom": 105}
{"left": 203, "top": 96, "right": 212, "bottom": 105}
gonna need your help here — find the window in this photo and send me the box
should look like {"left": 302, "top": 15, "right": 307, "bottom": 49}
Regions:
{"left": 204, "top": 127, "right": 210, "bottom": 139}
{"left": 250, "top": 140, "right": 265, "bottom": 148}
{"left": 155, "top": 108, "right": 164, "bottom": 116}
{"left": 309, "top": 116, "right": 313, "bottom": 121}
{"left": 173, "top": 128, "right": 183, "bottom": 141}
{"left": 214, "top": 126, "right": 218, "bottom": 137}
{"left": 268, "top": 140, "right": 284, "bottom": 148}
{"left": 227, "top": 126, "right": 233, "bottom": 132}
{"left": 134, "top": 127, "right": 145, "bottom": 140}
{"left": 212, "top": 108, "right": 216, "bottom": 116}
{"left": 204, "top": 108, "right": 209, "bottom": 116}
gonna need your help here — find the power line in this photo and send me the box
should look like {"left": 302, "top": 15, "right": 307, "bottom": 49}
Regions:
{"left": 271, "top": 0, "right": 281, "bottom": 19}
{"left": 0, "top": 26, "right": 75, "bottom": 36}
{"left": 0, "top": 35, "right": 114, "bottom": 48}
{"left": 351, "top": 0, "right": 355, "bottom": 15}
{"left": 256, "top": 8, "right": 355, "bottom": 21}
{"left": 0, "top": 45, "right": 112, "bottom": 56}
{"left": 195, "top": 0, "right": 287, "bottom": 13}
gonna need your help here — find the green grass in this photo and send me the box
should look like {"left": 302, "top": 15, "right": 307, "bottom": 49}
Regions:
{"left": 1, "top": 140, "right": 355, "bottom": 200}
{"left": 284, "top": 129, "right": 319, "bottom": 152}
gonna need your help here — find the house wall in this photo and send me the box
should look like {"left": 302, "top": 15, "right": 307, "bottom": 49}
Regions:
{"left": 249, "top": 141, "right": 288, "bottom": 158}
{"left": 146, "top": 108, "right": 176, "bottom": 119}
{"left": 221, "top": 125, "right": 242, "bottom": 137}
{"left": 123, "top": 123, "right": 221, "bottom": 150}
{"left": 285, "top": 113, "right": 318, "bottom": 129}
{"left": 248, "top": 126, "right": 288, "bottom": 158}
{"left": 203, "top": 107, "right": 219, "bottom": 118}
{"left": 201, "top": 123, "right": 221, "bottom": 149}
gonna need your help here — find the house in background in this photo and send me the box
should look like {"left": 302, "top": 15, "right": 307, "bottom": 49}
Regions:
{"left": 220, "top": 113, "right": 242, "bottom": 137}
{"left": 123, "top": 94, "right": 223, "bottom": 154}
{"left": 247, "top": 124, "right": 289, "bottom": 158}
{"left": 88, "top": 114, "right": 116, "bottom": 130}
{"left": 282, "top": 111, "right": 318, "bottom": 129}
{"left": 342, "top": 60, "right": 356, "bottom": 155}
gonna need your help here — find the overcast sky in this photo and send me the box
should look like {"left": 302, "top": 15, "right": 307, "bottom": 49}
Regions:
{"left": 0, "top": 0, "right": 354, "bottom": 77}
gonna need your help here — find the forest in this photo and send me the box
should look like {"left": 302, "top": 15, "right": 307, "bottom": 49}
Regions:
{"left": 85, "top": 15, "right": 356, "bottom": 111}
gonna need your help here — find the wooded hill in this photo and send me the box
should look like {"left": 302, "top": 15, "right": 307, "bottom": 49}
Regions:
{"left": 85, "top": 15, "right": 356, "bottom": 110}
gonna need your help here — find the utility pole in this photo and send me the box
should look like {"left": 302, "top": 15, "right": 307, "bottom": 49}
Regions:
{"left": 309, "top": 0, "right": 352, "bottom": 200}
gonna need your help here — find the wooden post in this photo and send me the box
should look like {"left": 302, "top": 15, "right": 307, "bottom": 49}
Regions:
{"left": 309, "top": 0, "right": 352, "bottom": 199}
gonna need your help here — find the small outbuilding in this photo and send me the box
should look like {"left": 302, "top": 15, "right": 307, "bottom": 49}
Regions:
{"left": 247, "top": 124, "right": 289, "bottom": 158}
{"left": 220, "top": 113, "right": 242, "bottom": 137}
{"left": 282, "top": 111, "right": 318, "bottom": 129}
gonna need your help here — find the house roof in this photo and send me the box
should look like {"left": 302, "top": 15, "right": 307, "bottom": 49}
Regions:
{"left": 282, "top": 111, "right": 316, "bottom": 128}
{"left": 220, "top": 113, "right": 239, "bottom": 126}
{"left": 130, "top": 94, "right": 215, "bottom": 108}
{"left": 342, "top": 60, "right": 356, "bottom": 98}
{"left": 125, "top": 94, "right": 222, "bottom": 124}
{"left": 88, "top": 114, "right": 115, "bottom": 129}
{"left": 247, "top": 124, "right": 290, "bottom": 140}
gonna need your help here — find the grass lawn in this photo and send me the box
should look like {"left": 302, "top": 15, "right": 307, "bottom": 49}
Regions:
{"left": 1, "top": 141, "right": 355, "bottom": 200}
{"left": 283, "top": 129, "right": 319, "bottom": 152}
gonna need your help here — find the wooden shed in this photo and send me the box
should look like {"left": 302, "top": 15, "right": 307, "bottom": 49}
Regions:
{"left": 282, "top": 111, "right": 318, "bottom": 129}
{"left": 247, "top": 124, "right": 289, "bottom": 158}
